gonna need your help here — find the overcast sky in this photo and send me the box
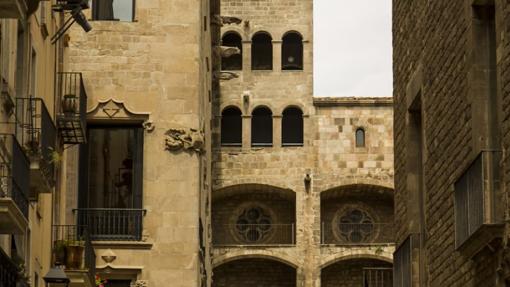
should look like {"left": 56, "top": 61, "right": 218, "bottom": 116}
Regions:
{"left": 314, "top": 0, "right": 393, "bottom": 97}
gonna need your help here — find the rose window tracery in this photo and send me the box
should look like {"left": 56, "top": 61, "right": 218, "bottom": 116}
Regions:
{"left": 235, "top": 206, "right": 272, "bottom": 243}
{"left": 338, "top": 209, "right": 374, "bottom": 243}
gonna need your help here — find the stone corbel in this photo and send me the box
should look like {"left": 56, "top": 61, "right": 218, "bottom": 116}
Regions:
{"left": 165, "top": 128, "right": 205, "bottom": 153}
{"left": 211, "top": 15, "right": 243, "bottom": 27}
{"left": 214, "top": 71, "right": 239, "bottom": 81}
{"left": 214, "top": 46, "right": 241, "bottom": 58}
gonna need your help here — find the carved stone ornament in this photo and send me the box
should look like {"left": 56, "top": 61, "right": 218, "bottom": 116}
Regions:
{"left": 165, "top": 128, "right": 204, "bottom": 153}
{"left": 211, "top": 15, "right": 243, "bottom": 26}
{"left": 215, "top": 71, "right": 239, "bottom": 81}
{"left": 101, "top": 249, "right": 117, "bottom": 263}
{"left": 132, "top": 280, "right": 148, "bottom": 287}
{"left": 88, "top": 99, "right": 155, "bottom": 132}
{"left": 214, "top": 46, "right": 241, "bottom": 58}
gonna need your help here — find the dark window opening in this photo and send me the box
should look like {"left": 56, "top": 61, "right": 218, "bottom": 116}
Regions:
{"left": 282, "top": 107, "right": 303, "bottom": 146}
{"left": 92, "top": 0, "right": 135, "bottom": 21}
{"left": 251, "top": 106, "right": 272, "bottom": 146}
{"left": 105, "top": 279, "right": 133, "bottom": 287}
{"left": 355, "top": 128, "right": 365, "bottom": 147}
{"left": 77, "top": 125, "right": 145, "bottom": 241}
{"left": 251, "top": 32, "right": 273, "bottom": 70}
{"left": 222, "top": 32, "right": 242, "bottom": 71}
{"left": 282, "top": 32, "right": 303, "bottom": 70}
{"left": 221, "top": 107, "right": 242, "bottom": 146}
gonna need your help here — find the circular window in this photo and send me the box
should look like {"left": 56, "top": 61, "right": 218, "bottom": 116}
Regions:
{"left": 337, "top": 209, "right": 374, "bottom": 243}
{"left": 235, "top": 206, "right": 272, "bottom": 243}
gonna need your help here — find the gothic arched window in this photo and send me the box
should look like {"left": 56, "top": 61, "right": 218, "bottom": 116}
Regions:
{"left": 221, "top": 32, "right": 242, "bottom": 71}
{"left": 356, "top": 128, "right": 365, "bottom": 147}
{"left": 282, "top": 107, "right": 303, "bottom": 146}
{"left": 251, "top": 106, "right": 273, "bottom": 146}
{"left": 338, "top": 209, "right": 374, "bottom": 243}
{"left": 221, "top": 106, "right": 242, "bottom": 146}
{"left": 252, "top": 32, "right": 273, "bottom": 70}
{"left": 282, "top": 32, "right": 303, "bottom": 70}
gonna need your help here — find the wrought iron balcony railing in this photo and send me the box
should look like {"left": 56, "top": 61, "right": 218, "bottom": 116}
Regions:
{"left": 0, "top": 134, "right": 30, "bottom": 219}
{"left": 16, "top": 97, "right": 57, "bottom": 195}
{"left": 213, "top": 224, "right": 295, "bottom": 246}
{"left": 52, "top": 225, "right": 96, "bottom": 284}
{"left": 75, "top": 208, "right": 146, "bottom": 241}
{"left": 321, "top": 222, "right": 394, "bottom": 245}
{"left": 56, "top": 72, "right": 87, "bottom": 144}
{"left": 362, "top": 267, "right": 393, "bottom": 287}
{"left": 0, "top": 247, "right": 27, "bottom": 287}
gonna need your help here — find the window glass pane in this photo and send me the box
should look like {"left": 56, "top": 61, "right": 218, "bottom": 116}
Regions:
{"left": 88, "top": 127, "right": 138, "bottom": 208}
{"left": 356, "top": 129, "right": 365, "bottom": 147}
{"left": 93, "top": 0, "right": 134, "bottom": 21}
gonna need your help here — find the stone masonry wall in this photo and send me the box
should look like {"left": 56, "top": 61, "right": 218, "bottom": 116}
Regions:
{"left": 65, "top": 1, "right": 214, "bottom": 286}
{"left": 393, "top": 0, "right": 510, "bottom": 286}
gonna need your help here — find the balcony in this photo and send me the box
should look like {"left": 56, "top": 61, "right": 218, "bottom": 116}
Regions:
{"left": 0, "top": 0, "right": 39, "bottom": 19}
{"left": 75, "top": 208, "right": 146, "bottom": 241}
{"left": 16, "top": 98, "right": 57, "bottom": 197}
{"left": 52, "top": 225, "right": 96, "bottom": 286}
{"left": 362, "top": 267, "right": 393, "bottom": 287}
{"left": 0, "top": 134, "right": 30, "bottom": 234}
{"left": 56, "top": 72, "right": 87, "bottom": 144}
{"left": 0, "top": 248, "right": 28, "bottom": 287}
{"left": 213, "top": 224, "right": 295, "bottom": 246}
{"left": 321, "top": 222, "right": 394, "bottom": 245}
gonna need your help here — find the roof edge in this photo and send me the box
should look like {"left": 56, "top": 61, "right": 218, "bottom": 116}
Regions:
{"left": 313, "top": 97, "right": 393, "bottom": 107}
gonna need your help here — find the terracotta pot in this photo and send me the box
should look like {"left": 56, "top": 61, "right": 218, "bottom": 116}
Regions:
{"left": 65, "top": 245, "right": 84, "bottom": 269}
{"left": 62, "top": 94, "right": 77, "bottom": 115}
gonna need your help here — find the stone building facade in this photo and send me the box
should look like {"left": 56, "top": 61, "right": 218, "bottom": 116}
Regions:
{"left": 0, "top": 0, "right": 396, "bottom": 287}
{"left": 393, "top": 0, "right": 510, "bottom": 286}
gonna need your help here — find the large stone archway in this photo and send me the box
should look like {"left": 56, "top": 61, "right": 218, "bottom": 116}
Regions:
{"left": 212, "top": 257, "right": 297, "bottom": 287}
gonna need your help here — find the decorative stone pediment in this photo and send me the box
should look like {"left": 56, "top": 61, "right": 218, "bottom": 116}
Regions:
{"left": 87, "top": 99, "right": 154, "bottom": 131}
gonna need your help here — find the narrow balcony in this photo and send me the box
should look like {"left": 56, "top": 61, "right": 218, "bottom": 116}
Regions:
{"left": 362, "top": 267, "right": 393, "bottom": 287}
{"left": 75, "top": 208, "right": 146, "bottom": 241}
{"left": 213, "top": 224, "right": 296, "bottom": 246}
{"left": 0, "top": 134, "right": 30, "bottom": 234}
{"left": 16, "top": 97, "right": 57, "bottom": 197}
{"left": 52, "top": 225, "right": 96, "bottom": 286}
{"left": 321, "top": 222, "right": 394, "bottom": 245}
{"left": 0, "top": 0, "right": 39, "bottom": 19}
{"left": 0, "top": 248, "right": 28, "bottom": 287}
{"left": 56, "top": 72, "right": 87, "bottom": 144}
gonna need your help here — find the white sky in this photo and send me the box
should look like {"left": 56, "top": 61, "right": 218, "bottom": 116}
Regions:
{"left": 313, "top": 0, "right": 393, "bottom": 97}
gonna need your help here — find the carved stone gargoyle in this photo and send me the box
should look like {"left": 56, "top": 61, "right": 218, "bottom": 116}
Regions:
{"left": 165, "top": 128, "right": 204, "bottom": 153}
{"left": 214, "top": 71, "right": 239, "bottom": 81}
{"left": 214, "top": 46, "right": 241, "bottom": 58}
{"left": 211, "top": 15, "right": 243, "bottom": 27}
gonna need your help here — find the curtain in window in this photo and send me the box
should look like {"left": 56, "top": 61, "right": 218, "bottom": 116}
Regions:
{"left": 93, "top": 0, "right": 114, "bottom": 20}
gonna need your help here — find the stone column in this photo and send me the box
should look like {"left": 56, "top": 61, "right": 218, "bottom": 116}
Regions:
{"left": 272, "top": 40, "right": 282, "bottom": 72}
{"left": 242, "top": 115, "right": 251, "bottom": 150}
{"left": 242, "top": 41, "right": 251, "bottom": 72}
{"left": 273, "top": 114, "right": 282, "bottom": 148}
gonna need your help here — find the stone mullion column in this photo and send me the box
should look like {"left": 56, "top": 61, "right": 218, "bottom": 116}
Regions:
{"left": 273, "top": 114, "right": 282, "bottom": 148}
{"left": 242, "top": 41, "right": 251, "bottom": 72}
{"left": 242, "top": 115, "right": 251, "bottom": 150}
{"left": 272, "top": 40, "right": 282, "bottom": 72}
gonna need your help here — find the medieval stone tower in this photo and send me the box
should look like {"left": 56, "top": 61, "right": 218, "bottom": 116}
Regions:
{"left": 211, "top": 1, "right": 395, "bottom": 286}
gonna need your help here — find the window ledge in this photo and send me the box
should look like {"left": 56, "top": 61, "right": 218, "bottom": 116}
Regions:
{"left": 213, "top": 244, "right": 296, "bottom": 248}
{"left": 456, "top": 223, "right": 504, "bottom": 258}
{"left": 92, "top": 240, "right": 153, "bottom": 250}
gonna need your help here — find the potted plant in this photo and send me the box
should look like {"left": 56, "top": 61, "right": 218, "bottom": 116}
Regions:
{"left": 65, "top": 240, "right": 84, "bottom": 269}
{"left": 53, "top": 240, "right": 67, "bottom": 266}
{"left": 62, "top": 94, "right": 77, "bottom": 115}
{"left": 95, "top": 275, "right": 107, "bottom": 287}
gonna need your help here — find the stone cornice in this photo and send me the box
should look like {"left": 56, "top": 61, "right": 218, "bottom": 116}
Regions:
{"left": 313, "top": 97, "right": 393, "bottom": 107}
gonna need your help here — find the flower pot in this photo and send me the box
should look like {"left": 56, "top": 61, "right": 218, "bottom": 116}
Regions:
{"left": 62, "top": 94, "right": 77, "bottom": 115}
{"left": 53, "top": 240, "right": 67, "bottom": 266}
{"left": 65, "top": 245, "right": 84, "bottom": 269}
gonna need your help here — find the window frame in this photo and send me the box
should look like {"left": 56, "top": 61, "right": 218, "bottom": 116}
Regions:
{"left": 91, "top": 0, "right": 136, "bottom": 22}
{"left": 251, "top": 32, "right": 273, "bottom": 71}
{"left": 78, "top": 123, "right": 144, "bottom": 210}
{"left": 355, "top": 127, "right": 365, "bottom": 148}
{"left": 281, "top": 31, "right": 303, "bottom": 71}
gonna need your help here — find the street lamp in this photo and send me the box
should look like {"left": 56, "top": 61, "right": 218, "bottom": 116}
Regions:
{"left": 43, "top": 267, "right": 70, "bottom": 287}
